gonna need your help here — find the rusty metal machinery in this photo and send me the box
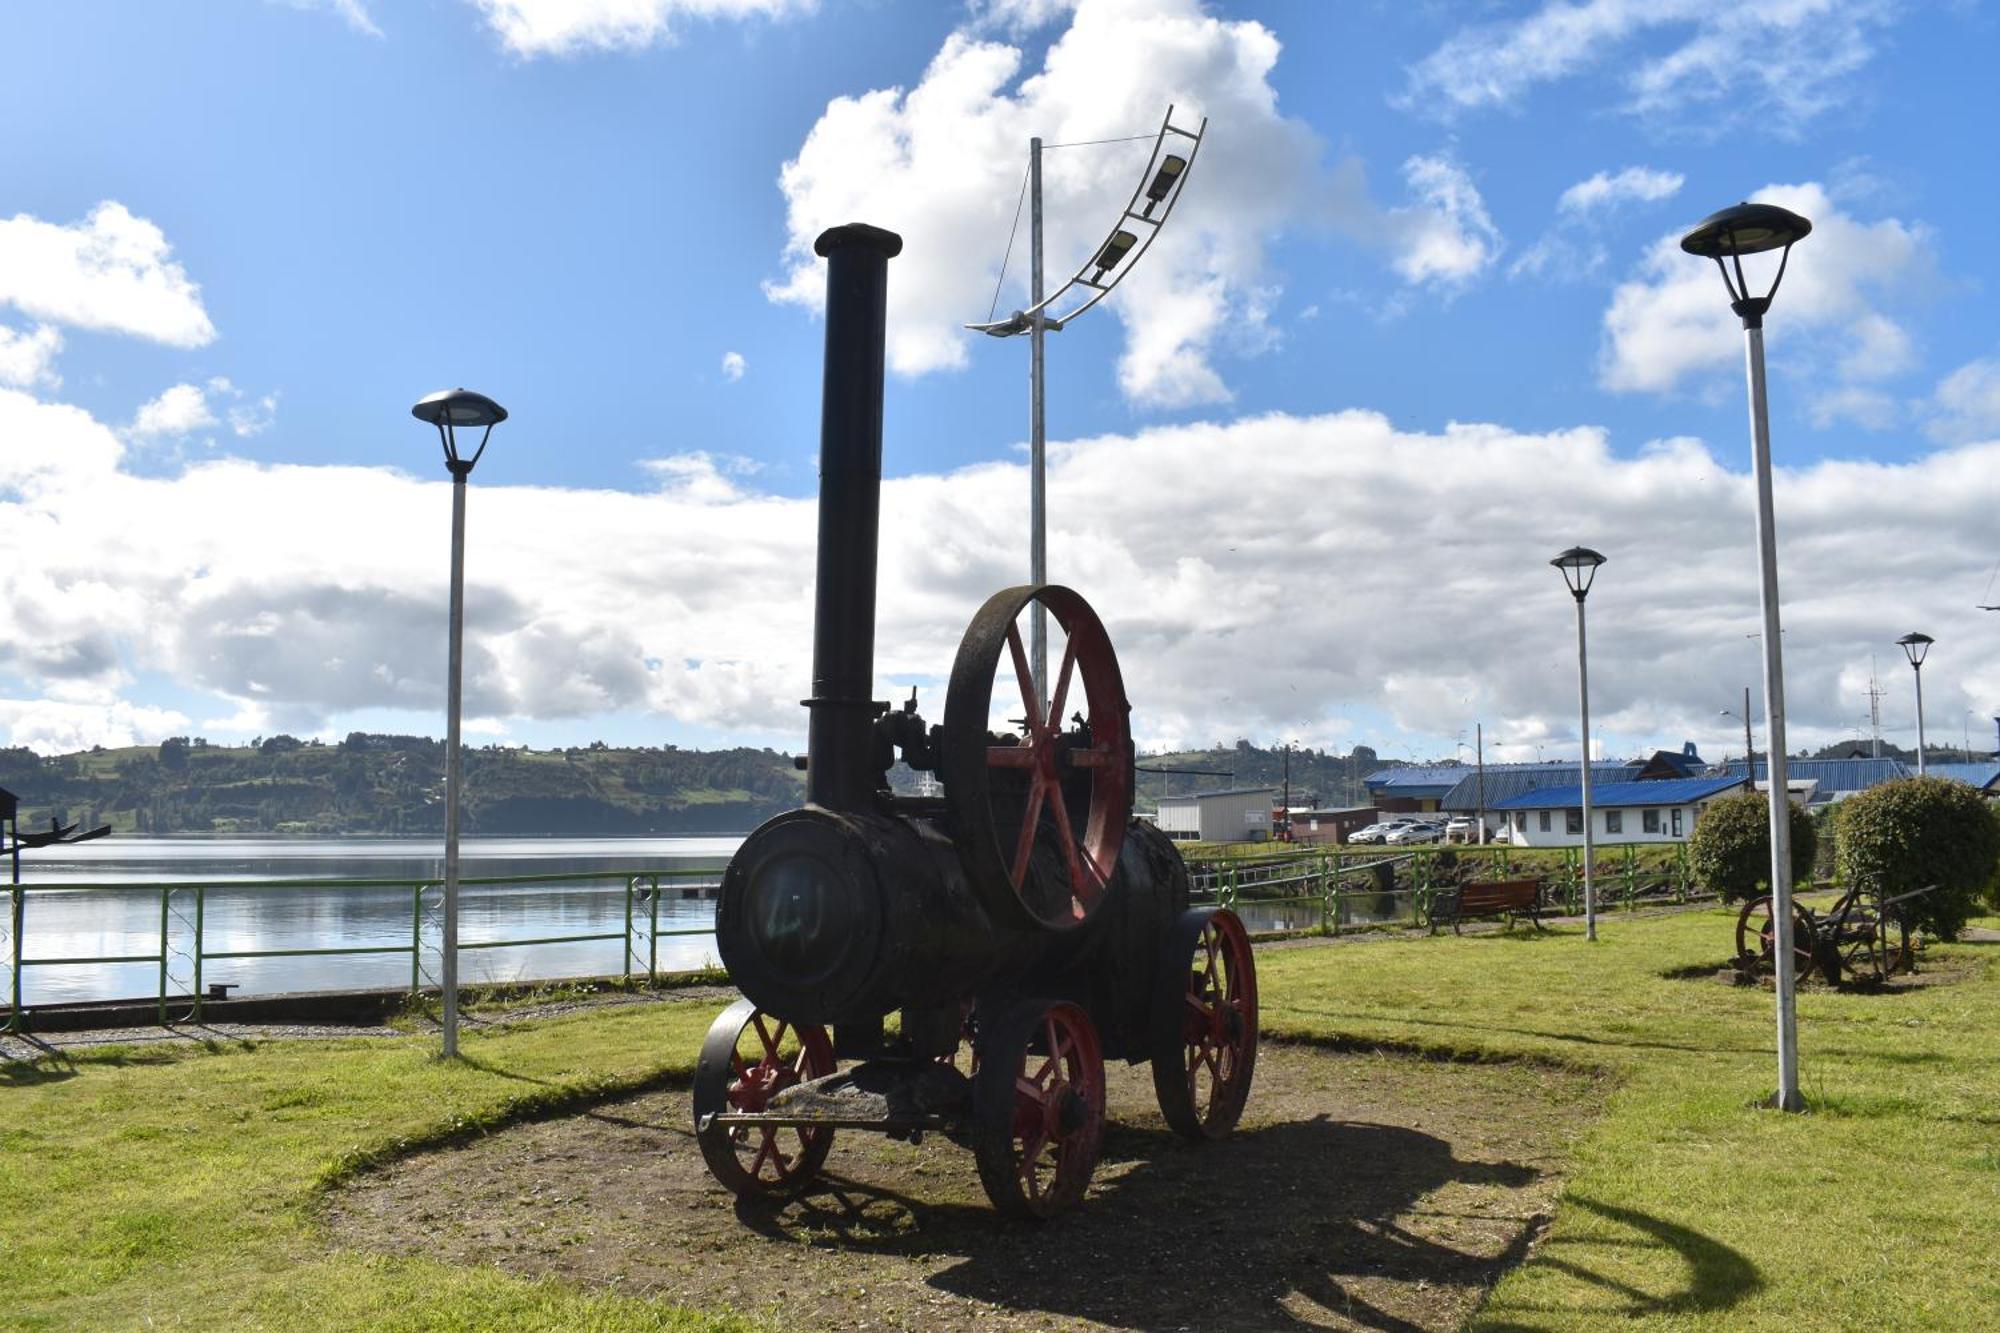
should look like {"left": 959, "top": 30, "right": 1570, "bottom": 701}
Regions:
{"left": 693, "top": 222, "right": 1258, "bottom": 1220}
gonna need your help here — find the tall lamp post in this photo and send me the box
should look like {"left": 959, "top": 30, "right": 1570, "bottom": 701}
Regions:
{"left": 1682, "top": 199, "right": 1811, "bottom": 1111}
{"left": 412, "top": 387, "right": 508, "bottom": 1060}
{"left": 1896, "top": 632, "right": 1933, "bottom": 775}
{"left": 1551, "top": 546, "right": 1606, "bottom": 942}
{"left": 1722, "top": 688, "right": 1755, "bottom": 774}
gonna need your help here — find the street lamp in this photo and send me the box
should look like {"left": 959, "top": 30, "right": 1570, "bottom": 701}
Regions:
{"left": 1721, "top": 686, "right": 1755, "bottom": 774}
{"left": 1551, "top": 545, "right": 1606, "bottom": 943}
{"left": 968, "top": 107, "right": 1206, "bottom": 709}
{"left": 411, "top": 386, "right": 507, "bottom": 1060}
{"left": 1896, "top": 632, "right": 1933, "bottom": 775}
{"left": 1682, "top": 198, "right": 1811, "bottom": 1112}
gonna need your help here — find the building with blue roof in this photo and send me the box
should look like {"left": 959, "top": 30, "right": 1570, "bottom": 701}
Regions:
{"left": 1490, "top": 775, "right": 1747, "bottom": 847}
{"left": 1714, "top": 757, "right": 1909, "bottom": 805}
{"left": 1437, "top": 761, "right": 1641, "bottom": 818}
{"left": 1927, "top": 761, "right": 2000, "bottom": 793}
{"left": 1362, "top": 765, "right": 1474, "bottom": 813}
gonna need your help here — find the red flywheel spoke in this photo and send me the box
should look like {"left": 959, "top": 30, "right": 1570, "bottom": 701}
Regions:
{"left": 1004, "top": 624, "right": 1045, "bottom": 736}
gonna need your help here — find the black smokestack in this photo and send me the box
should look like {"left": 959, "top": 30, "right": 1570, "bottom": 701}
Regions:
{"left": 805, "top": 223, "right": 903, "bottom": 812}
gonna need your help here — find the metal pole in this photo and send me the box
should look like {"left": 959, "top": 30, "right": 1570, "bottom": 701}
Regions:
{"left": 1475, "top": 723, "right": 1486, "bottom": 845}
{"left": 1744, "top": 320, "right": 1802, "bottom": 1112}
{"left": 1744, "top": 687, "right": 1754, "bottom": 778}
{"left": 8, "top": 883, "right": 21, "bottom": 1030}
{"left": 443, "top": 471, "right": 467, "bottom": 1059}
{"left": 1574, "top": 596, "right": 1597, "bottom": 941}
{"left": 1912, "top": 665, "right": 1926, "bottom": 775}
{"left": 1028, "top": 134, "right": 1048, "bottom": 712}
{"left": 1281, "top": 743, "right": 1290, "bottom": 840}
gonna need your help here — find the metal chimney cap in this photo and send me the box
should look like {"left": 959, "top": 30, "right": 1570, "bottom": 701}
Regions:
{"left": 815, "top": 223, "right": 904, "bottom": 259}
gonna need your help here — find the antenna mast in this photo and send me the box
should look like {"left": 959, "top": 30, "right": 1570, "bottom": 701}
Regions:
{"left": 1866, "top": 656, "right": 1885, "bottom": 759}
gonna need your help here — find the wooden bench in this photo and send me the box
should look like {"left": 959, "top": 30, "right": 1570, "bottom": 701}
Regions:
{"left": 1433, "top": 877, "right": 1544, "bottom": 934}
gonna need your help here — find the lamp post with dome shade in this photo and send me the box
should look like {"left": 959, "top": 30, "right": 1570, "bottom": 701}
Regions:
{"left": 1681, "top": 199, "right": 1812, "bottom": 1112}
{"left": 411, "top": 387, "right": 507, "bottom": 1060}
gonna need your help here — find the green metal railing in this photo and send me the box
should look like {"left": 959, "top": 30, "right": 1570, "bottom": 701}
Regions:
{"left": 1, "top": 867, "right": 721, "bottom": 1034}
{"left": 1187, "top": 840, "right": 1707, "bottom": 935}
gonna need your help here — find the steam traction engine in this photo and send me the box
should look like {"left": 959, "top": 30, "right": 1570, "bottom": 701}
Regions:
{"left": 693, "top": 223, "right": 1258, "bottom": 1220}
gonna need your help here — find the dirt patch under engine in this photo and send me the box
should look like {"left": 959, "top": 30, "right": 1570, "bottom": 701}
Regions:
{"left": 320, "top": 1042, "right": 1604, "bottom": 1332}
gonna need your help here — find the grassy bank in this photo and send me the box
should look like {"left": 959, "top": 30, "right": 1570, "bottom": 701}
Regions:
{"left": 4, "top": 908, "right": 1997, "bottom": 1328}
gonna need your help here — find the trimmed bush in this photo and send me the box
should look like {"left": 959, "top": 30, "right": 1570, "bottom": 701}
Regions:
{"left": 1835, "top": 776, "right": 2000, "bottom": 941}
{"left": 1687, "top": 790, "right": 1816, "bottom": 904}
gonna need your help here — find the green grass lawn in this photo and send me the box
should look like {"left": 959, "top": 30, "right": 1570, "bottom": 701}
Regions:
{"left": 0, "top": 1006, "right": 752, "bottom": 1331}
{"left": 4, "top": 906, "right": 1997, "bottom": 1329}
{"left": 1256, "top": 906, "right": 2000, "bottom": 1328}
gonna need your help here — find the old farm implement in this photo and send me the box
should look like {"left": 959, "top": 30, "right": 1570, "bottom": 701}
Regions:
{"left": 690, "top": 225, "right": 1257, "bottom": 1220}
{"left": 1735, "top": 880, "right": 1936, "bottom": 985}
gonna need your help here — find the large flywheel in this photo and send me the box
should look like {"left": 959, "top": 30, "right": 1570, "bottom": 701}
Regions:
{"left": 942, "top": 585, "right": 1135, "bottom": 931}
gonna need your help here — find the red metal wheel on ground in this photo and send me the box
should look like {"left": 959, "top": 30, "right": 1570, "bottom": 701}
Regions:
{"left": 1734, "top": 895, "right": 1815, "bottom": 978}
{"left": 693, "top": 998, "right": 836, "bottom": 1197}
{"left": 971, "top": 998, "right": 1105, "bottom": 1220}
{"left": 942, "top": 585, "right": 1135, "bottom": 931}
{"left": 1152, "top": 908, "right": 1258, "bottom": 1140}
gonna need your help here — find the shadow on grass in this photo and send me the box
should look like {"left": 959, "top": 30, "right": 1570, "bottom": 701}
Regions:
{"left": 734, "top": 1116, "right": 1544, "bottom": 1332}
{"left": 1265, "top": 1003, "right": 1773, "bottom": 1058}
{"left": 0, "top": 1055, "right": 76, "bottom": 1085}
{"left": 1478, "top": 1194, "right": 1761, "bottom": 1326}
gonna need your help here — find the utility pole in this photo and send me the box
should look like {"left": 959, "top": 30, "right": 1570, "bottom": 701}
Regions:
{"left": 1280, "top": 742, "right": 1291, "bottom": 842}
{"left": 1027, "top": 134, "right": 1048, "bottom": 710}
{"left": 1475, "top": 722, "right": 1487, "bottom": 845}
{"left": 969, "top": 110, "right": 1206, "bottom": 713}
{"left": 1742, "top": 686, "right": 1755, "bottom": 778}
{"left": 1867, "top": 659, "right": 1885, "bottom": 759}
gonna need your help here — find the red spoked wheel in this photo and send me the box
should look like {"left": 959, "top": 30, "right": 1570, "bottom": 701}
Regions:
{"left": 1153, "top": 909, "right": 1258, "bottom": 1140}
{"left": 972, "top": 998, "right": 1105, "bottom": 1221}
{"left": 1734, "top": 895, "right": 1816, "bottom": 979}
{"left": 693, "top": 998, "right": 836, "bottom": 1198}
{"left": 942, "top": 585, "right": 1134, "bottom": 931}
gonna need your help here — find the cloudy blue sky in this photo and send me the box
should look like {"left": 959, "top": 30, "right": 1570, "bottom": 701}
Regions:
{"left": 3, "top": 0, "right": 1999, "bottom": 764}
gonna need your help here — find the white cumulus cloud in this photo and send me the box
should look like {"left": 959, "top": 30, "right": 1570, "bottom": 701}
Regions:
{"left": 1387, "top": 154, "right": 1502, "bottom": 290}
{"left": 1559, "top": 166, "right": 1684, "bottom": 215}
{"left": 0, "top": 203, "right": 216, "bottom": 348}
{"left": 126, "top": 378, "right": 279, "bottom": 442}
{"left": 767, "top": 0, "right": 1374, "bottom": 409}
{"left": 267, "top": 0, "right": 383, "bottom": 38}
{"left": 1404, "top": 0, "right": 1902, "bottom": 136}
{"left": 721, "top": 350, "right": 746, "bottom": 381}
{"left": 1598, "top": 181, "right": 1926, "bottom": 398}
{"left": 130, "top": 383, "right": 219, "bottom": 439}
{"left": 469, "top": 0, "right": 815, "bottom": 56}
{"left": 0, "top": 323, "right": 62, "bottom": 389}
{"left": 7, "top": 381, "right": 2000, "bottom": 764}
{"left": 1927, "top": 355, "right": 2000, "bottom": 444}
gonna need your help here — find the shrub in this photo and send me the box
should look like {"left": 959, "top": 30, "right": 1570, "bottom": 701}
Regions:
{"left": 1687, "top": 790, "right": 1817, "bottom": 904}
{"left": 1835, "top": 777, "right": 2000, "bottom": 941}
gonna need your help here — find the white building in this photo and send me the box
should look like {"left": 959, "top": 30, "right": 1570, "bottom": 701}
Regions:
{"left": 1153, "top": 787, "right": 1279, "bottom": 843}
{"left": 1490, "top": 776, "right": 1747, "bottom": 847}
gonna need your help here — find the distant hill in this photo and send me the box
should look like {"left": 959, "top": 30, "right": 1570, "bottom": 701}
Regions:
{"left": 0, "top": 734, "right": 806, "bottom": 837}
{"left": 1131, "top": 741, "right": 1378, "bottom": 810}
{"left": 0, "top": 733, "right": 1386, "bottom": 838}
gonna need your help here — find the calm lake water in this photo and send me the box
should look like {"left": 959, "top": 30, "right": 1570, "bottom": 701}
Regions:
{"left": 4, "top": 837, "right": 1373, "bottom": 1009}
{"left": 6, "top": 837, "right": 740, "bottom": 1007}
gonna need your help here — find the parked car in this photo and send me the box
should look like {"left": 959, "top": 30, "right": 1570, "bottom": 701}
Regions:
{"left": 1491, "top": 823, "right": 1513, "bottom": 844}
{"left": 1443, "top": 816, "right": 1478, "bottom": 843}
{"left": 1349, "top": 817, "right": 1417, "bottom": 845}
{"left": 1384, "top": 821, "right": 1444, "bottom": 845}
